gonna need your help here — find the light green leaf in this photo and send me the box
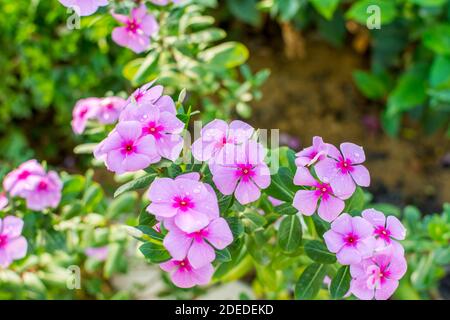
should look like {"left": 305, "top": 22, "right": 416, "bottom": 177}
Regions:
{"left": 353, "top": 70, "right": 388, "bottom": 99}
{"left": 304, "top": 240, "right": 336, "bottom": 264}
{"left": 278, "top": 215, "right": 302, "bottom": 253}
{"left": 310, "top": 0, "right": 340, "bottom": 20}
{"left": 346, "top": 0, "right": 397, "bottom": 25}
{"left": 139, "top": 242, "right": 171, "bottom": 263}
{"left": 199, "top": 42, "right": 249, "bottom": 69}
{"left": 114, "top": 174, "right": 157, "bottom": 198}
{"left": 423, "top": 24, "right": 450, "bottom": 55}
{"left": 295, "top": 263, "right": 328, "bottom": 300}
{"left": 330, "top": 266, "right": 351, "bottom": 299}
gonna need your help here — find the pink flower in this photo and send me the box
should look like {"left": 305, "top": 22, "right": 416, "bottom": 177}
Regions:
{"left": 71, "top": 98, "right": 101, "bottom": 134}
{"left": 58, "top": 0, "right": 108, "bottom": 16}
{"left": 3, "top": 160, "right": 46, "bottom": 197}
{"left": 160, "top": 258, "right": 214, "bottom": 288}
{"left": 0, "top": 193, "right": 7, "bottom": 210}
{"left": 22, "top": 172, "right": 63, "bottom": 211}
{"left": 293, "top": 166, "right": 345, "bottom": 222}
{"left": 0, "top": 216, "right": 27, "bottom": 268}
{"left": 120, "top": 104, "right": 184, "bottom": 161}
{"left": 295, "top": 136, "right": 329, "bottom": 167}
{"left": 147, "top": 175, "right": 219, "bottom": 233}
{"left": 96, "top": 97, "right": 126, "bottom": 124}
{"left": 315, "top": 142, "right": 370, "bottom": 199}
{"left": 85, "top": 246, "right": 109, "bottom": 261}
{"left": 163, "top": 217, "right": 233, "bottom": 268}
{"left": 268, "top": 196, "right": 284, "bottom": 207}
{"left": 191, "top": 120, "right": 254, "bottom": 162}
{"left": 94, "top": 121, "right": 160, "bottom": 174}
{"left": 210, "top": 141, "right": 270, "bottom": 205}
{"left": 362, "top": 209, "right": 406, "bottom": 254}
{"left": 350, "top": 249, "right": 407, "bottom": 300}
{"left": 112, "top": 6, "right": 159, "bottom": 54}
{"left": 323, "top": 213, "right": 376, "bottom": 265}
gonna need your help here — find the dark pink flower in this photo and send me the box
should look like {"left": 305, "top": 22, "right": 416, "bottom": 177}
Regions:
{"left": 315, "top": 142, "right": 370, "bottom": 199}
{"left": 293, "top": 166, "right": 345, "bottom": 222}
{"left": 112, "top": 6, "right": 159, "bottom": 53}
{"left": 160, "top": 258, "right": 214, "bottom": 288}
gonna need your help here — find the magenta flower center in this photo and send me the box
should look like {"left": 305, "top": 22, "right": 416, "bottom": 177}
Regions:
{"left": 173, "top": 196, "right": 195, "bottom": 212}
{"left": 0, "top": 234, "right": 8, "bottom": 249}
{"left": 134, "top": 91, "right": 144, "bottom": 102}
{"left": 188, "top": 229, "right": 209, "bottom": 242}
{"left": 18, "top": 170, "right": 31, "bottom": 180}
{"left": 337, "top": 158, "right": 354, "bottom": 174}
{"left": 175, "top": 258, "right": 192, "bottom": 272}
{"left": 106, "top": 103, "right": 114, "bottom": 110}
{"left": 374, "top": 226, "right": 391, "bottom": 242}
{"left": 367, "top": 265, "right": 391, "bottom": 288}
{"left": 122, "top": 142, "right": 136, "bottom": 155}
{"left": 314, "top": 182, "right": 332, "bottom": 199}
{"left": 235, "top": 164, "right": 255, "bottom": 182}
{"left": 126, "top": 19, "right": 140, "bottom": 33}
{"left": 343, "top": 233, "right": 359, "bottom": 247}
{"left": 144, "top": 121, "right": 164, "bottom": 139}
{"left": 79, "top": 107, "right": 89, "bottom": 119}
{"left": 37, "top": 180, "right": 49, "bottom": 191}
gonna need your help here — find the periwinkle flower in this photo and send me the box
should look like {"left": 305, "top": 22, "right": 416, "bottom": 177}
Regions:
{"left": 350, "top": 249, "right": 407, "bottom": 300}
{"left": 58, "top": 0, "right": 108, "bottom": 16}
{"left": 295, "top": 136, "right": 329, "bottom": 167}
{"left": 315, "top": 142, "right": 370, "bottom": 199}
{"left": 94, "top": 121, "right": 160, "bottom": 174}
{"left": 22, "top": 172, "right": 63, "bottom": 211}
{"left": 0, "top": 216, "right": 27, "bottom": 268}
{"left": 71, "top": 98, "right": 101, "bottom": 134}
{"left": 160, "top": 258, "right": 214, "bottom": 289}
{"left": 3, "top": 160, "right": 46, "bottom": 197}
{"left": 323, "top": 213, "right": 376, "bottom": 265}
{"left": 292, "top": 166, "right": 345, "bottom": 222}
{"left": 96, "top": 97, "right": 126, "bottom": 125}
{"left": 112, "top": 5, "right": 159, "bottom": 53}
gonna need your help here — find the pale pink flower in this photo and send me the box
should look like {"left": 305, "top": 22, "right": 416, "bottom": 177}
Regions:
{"left": 160, "top": 258, "right": 214, "bottom": 288}
{"left": 163, "top": 217, "right": 233, "bottom": 268}
{"left": 295, "top": 136, "right": 329, "bottom": 167}
{"left": 191, "top": 120, "right": 254, "bottom": 162}
{"left": 210, "top": 141, "right": 270, "bottom": 205}
{"left": 315, "top": 142, "right": 370, "bottom": 199}
{"left": 96, "top": 97, "right": 126, "bottom": 124}
{"left": 94, "top": 121, "right": 160, "bottom": 174}
{"left": 268, "top": 196, "right": 284, "bottom": 207}
{"left": 293, "top": 166, "right": 345, "bottom": 222}
{"left": 0, "top": 193, "right": 7, "bottom": 210}
{"left": 3, "top": 160, "right": 46, "bottom": 197}
{"left": 120, "top": 104, "right": 184, "bottom": 161}
{"left": 85, "top": 246, "right": 109, "bottom": 261}
{"left": 150, "top": 0, "right": 181, "bottom": 6}
{"left": 58, "top": 0, "right": 108, "bottom": 16}
{"left": 112, "top": 5, "right": 159, "bottom": 54}
{"left": 323, "top": 213, "right": 376, "bottom": 265}
{"left": 362, "top": 209, "right": 406, "bottom": 254}
{"left": 71, "top": 98, "right": 101, "bottom": 134}
{"left": 350, "top": 249, "right": 407, "bottom": 300}
{"left": 22, "top": 172, "right": 63, "bottom": 211}
{"left": 147, "top": 175, "right": 219, "bottom": 233}
{"left": 0, "top": 216, "right": 27, "bottom": 268}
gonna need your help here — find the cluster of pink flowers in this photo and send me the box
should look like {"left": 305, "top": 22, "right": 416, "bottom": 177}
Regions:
{"left": 147, "top": 173, "right": 233, "bottom": 288}
{"left": 93, "top": 82, "right": 183, "bottom": 174}
{"left": 0, "top": 216, "right": 27, "bottom": 268}
{"left": 192, "top": 120, "right": 271, "bottom": 205}
{"left": 2, "top": 160, "right": 62, "bottom": 211}
{"left": 72, "top": 96, "right": 127, "bottom": 134}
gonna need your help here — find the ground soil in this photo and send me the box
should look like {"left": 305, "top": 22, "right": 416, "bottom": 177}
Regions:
{"left": 244, "top": 34, "right": 450, "bottom": 214}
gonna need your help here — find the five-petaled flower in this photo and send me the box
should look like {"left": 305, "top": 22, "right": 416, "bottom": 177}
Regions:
{"left": 295, "top": 136, "right": 329, "bottom": 167}
{"left": 159, "top": 258, "right": 214, "bottom": 288}
{"left": 0, "top": 216, "right": 27, "bottom": 268}
{"left": 112, "top": 5, "right": 159, "bottom": 53}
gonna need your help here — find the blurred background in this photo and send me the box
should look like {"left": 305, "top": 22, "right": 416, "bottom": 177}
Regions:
{"left": 0, "top": 0, "right": 449, "bottom": 299}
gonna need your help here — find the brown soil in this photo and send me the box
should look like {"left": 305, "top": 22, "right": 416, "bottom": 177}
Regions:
{"left": 246, "top": 35, "right": 450, "bottom": 213}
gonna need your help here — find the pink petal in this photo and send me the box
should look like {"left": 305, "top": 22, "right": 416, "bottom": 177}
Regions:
{"left": 211, "top": 165, "right": 239, "bottom": 195}
{"left": 155, "top": 95, "right": 176, "bottom": 114}
{"left": 176, "top": 172, "right": 200, "bottom": 181}
{"left": 0, "top": 250, "right": 12, "bottom": 268}
{"left": 350, "top": 164, "right": 370, "bottom": 187}
{"left": 122, "top": 153, "right": 153, "bottom": 172}
{"left": 160, "top": 259, "right": 177, "bottom": 272}
{"left": 147, "top": 202, "right": 178, "bottom": 218}
{"left": 330, "top": 171, "right": 356, "bottom": 200}
{"left": 323, "top": 230, "right": 345, "bottom": 253}
{"left": 174, "top": 211, "right": 210, "bottom": 233}
{"left": 159, "top": 112, "right": 184, "bottom": 134}
{"left": 111, "top": 13, "right": 129, "bottom": 24}
{"left": 191, "top": 139, "right": 217, "bottom": 161}
{"left": 386, "top": 216, "right": 406, "bottom": 240}
{"left": 127, "top": 34, "right": 150, "bottom": 54}
{"left": 156, "top": 134, "right": 183, "bottom": 161}
{"left": 191, "top": 263, "right": 214, "bottom": 286}
{"left": 116, "top": 121, "right": 143, "bottom": 141}
{"left": 136, "top": 135, "right": 160, "bottom": 162}
{"left": 350, "top": 278, "right": 374, "bottom": 300}
{"left": 336, "top": 247, "right": 362, "bottom": 265}
{"left": 5, "top": 236, "right": 27, "bottom": 260}
{"left": 375, "top": 279, "right": 398, "bottom": 300}
{"left": 315, "top": 158, "right": 340, "bottom": 183}
{"left": 205, "top": 218, "right": 233, "bottom": 249}
{"left": 171, "top": 268, "right": 196, "bottom": 288}
{"left": 325, "top": 143, "right": 342, "bottom": 160}
{"left": 361, "top": 209, "right": 386, "bottom": 228}
{"left": 188, "top": 239, "right": 215, "bottom": 269}
{"left": 112, "top": 27, "right": 131, "bottom": 47}
{"left": 293, "top": 166, "right": 317, "bottom": 186}
{"left": 340, "top": 142, "right": 366, "bottom": 164}
{"left": 251, "top": 163, "right": 271, "bottom": 189}
{"left": 148, "top": 178, "right": 178, "bottom": 201}
{"left": 318, "top": 195, "right": 345, "bottom": 222}
{"left": 163, "top": 229, "right": 192, "bottom": 260}
{"left": 293, "top": 190, "right": 318, "bottom": 216}
{"left": 234, "top": 179, "right": 261, "bottom": 205}
{"left": 105, "top": 149, "right": 126, "bottom": 174}
{"left": 351, "top": 217, "right": 374, "bottom": 238}
{"left": 387, "top": 255, "right": 407, "bottom": 280}
{"left": 140, "top": 14, "right": 159, "bottom": 36}
{"left": 1, "top": 216, "right": 24, "bottom": 238}
{"left": 331, "top": 213, "right": 353, "bottom": 235}
{"left": 228, "top": 120, "right": 254, "bottom": 143}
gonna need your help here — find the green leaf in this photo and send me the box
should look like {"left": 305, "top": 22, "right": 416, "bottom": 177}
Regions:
{"left": 139, "top": 242, "right": 171, "bottom": 263}
{"left": 135, "top": 225, "right": 164, "bottom": 242}
{"left": 183, "top": 28, "right": 226, "bottom": 44}
{"left": 225, "top": 217, "right": 245, "bottom": 239}
{"left": 103, "top": 244, "right": 123, "bottom": 279}
{"left": 353, "top": 70, "right": 388, "bottom": 99}
{"left": 423, "top": 24, "right": 450, "bottom": 55}
{"left": 278, "top": 215, "right": 302, "bottom": 253}
{"left": 264, "top": 167, "right": 295, "bottom": 202}
{"left": 73, "top": 143, "right": 97, "bottom": 155}
{"left": 215, "top": 248, "right": 232, "bottom": 263}
{"left": 275, "top": 203, "right": 298, "bottom": 215}
{"left": 310, "top": 0, "right": 340, "bottom": 20}
{"left": 295, "top": 263, "right": 328, "bottom": 300}
{"left": 312, "top": 215, "right": 330, "bottom": 238}
{"left": 243, "top": 211, "right": 267, "bottom": 232}
{"left": 330, "top": 266, "right": 351, "bottom": 299}
{"left": 430, "top": 56, "right": 450, "bottom": 88}
{"left": 114, "top": 174, "right": 157, "bottom": 198}
{"left": 106, "top": 192, "right": 138, "bottom": 219}
{"left": 226, "top": 0, "right": 262, "bottom": 26}
{"left": 409, "top": 0, "right": 447, "bottom": 6}
{"left": 199, "top": 42, "right": 249, "bottom": 69}
{"left": 304, "top": 240, "right": 336, "bottom": 264}
{"left": 344, "top": 187, "right": 366, "bottom": 213}
{"left": 346, "top": 0, "right": 397, "bottom": 25}
{"left": 139, "top": 208, "right": 156, "bottom": 226}
{"left": 218, "top": 195, "right": 233, "bottom": 213}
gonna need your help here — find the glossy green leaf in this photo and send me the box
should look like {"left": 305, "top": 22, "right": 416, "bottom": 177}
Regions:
{"left": 278, "top": 215, "right": 302, "bottom": 253}
{"left": 295, "top": 263, "right": 328, "bottom": 300}
{"left": 114, "top": 174, "right": 157, "bottom": 198}
{"left": 310, "top": 0, "right": 340, "bottom": 20}
{"left": 346, "top": 0, "right": 397, "bottom": 25}
{"left": 304, "top": 240, "right": 336, "bottom": 264}
{"left": 330, "top": 266, "right": 351, "bottom": 299}
{"left": 139, "top": 242, "right": 171, "bottom": 263}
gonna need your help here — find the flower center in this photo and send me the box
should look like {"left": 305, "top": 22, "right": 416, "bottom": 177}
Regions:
{"left": 173, "top": 196, "right": 194, "bottom": 212}
{"left": 314, "top": 182, "right": 332, "bottom": 199}
{"left": 374, "top": 226, "right": 391, "bottom": 242}
{"left": 337, "top": 158, "right": 354, "bottom": 174}
{"left": 79, "top": 107, "right": 89, "bottom": 118}
{"left": 344, "top": 233, "right": 359, "bottom": 247}
{"left": 126, "top": 19, "right": 140, "bottom": 33}
{"left": 134, "top": 91, "right": 144, "bottom": 103}
{"left": 37, "top": 180, "right": 48, "bottom": 191}
{"left": 122, "top": 142, "right": 136, "bottom": 155}
{"left": 18, "top": 170, "right": 31, "bottom": 180}
{"left": 236, "top": 164, "right": 255, "bottom": 182}
{"left": 106, "top": 103, "right": 114, "bottom": 110}
{"left": 144, "top": 122, "right": 164, "bottom": 139}
{"left": 0, "top": 234, "right": 8, "bottom": 249}
{"left": 175, "top": 258, "right": 192, "bottom": 271}
{"left": 366, "top": 265, "right": 390, "bottom": 289}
